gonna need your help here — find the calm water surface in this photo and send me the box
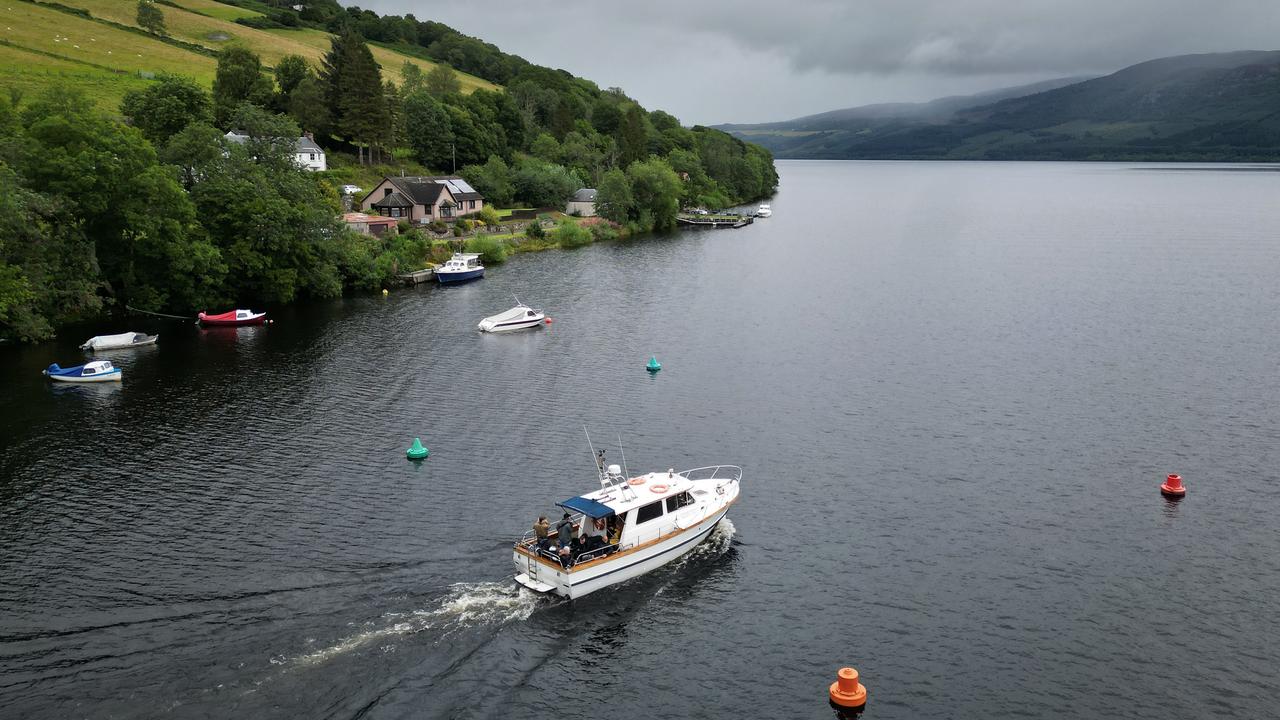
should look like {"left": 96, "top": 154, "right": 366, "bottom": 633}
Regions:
{"left": 3, "top": 161, "right": 1279, "bottom": 719}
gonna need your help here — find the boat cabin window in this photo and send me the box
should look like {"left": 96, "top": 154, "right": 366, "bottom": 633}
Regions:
{"left": 635, "top": 500, "right": 664, "bottom": 524}
{"left": 665, "top": 492, "right": 695, "bottom": 513}
{"left": 83, "top": 367, "right": 96, "bottom": 375}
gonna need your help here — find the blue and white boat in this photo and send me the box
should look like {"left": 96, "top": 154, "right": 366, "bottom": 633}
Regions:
{"left": 435, "top": 253, "right": 485, "bottom": 284}
{"left": 43, "top": 360, "right": 122, "bottom": 383}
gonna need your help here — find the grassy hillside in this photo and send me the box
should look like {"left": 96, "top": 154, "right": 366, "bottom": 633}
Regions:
{"left": 720, "top": 51, "right": 1280, "bottom": 161}
{"left": 0, "top": 0, "right": 496, "bottom": 112}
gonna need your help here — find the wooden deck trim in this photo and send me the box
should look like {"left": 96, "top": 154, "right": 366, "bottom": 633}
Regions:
{"left": 514, "top": 498, "right": 737, "bottom": 574}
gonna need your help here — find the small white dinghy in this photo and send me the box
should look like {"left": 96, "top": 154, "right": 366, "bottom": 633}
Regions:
{"left": 80, "top": 332, "right": 158, "bottom": 351}
{"left": 478, "top": 301, "right": 545, "bottom": 333}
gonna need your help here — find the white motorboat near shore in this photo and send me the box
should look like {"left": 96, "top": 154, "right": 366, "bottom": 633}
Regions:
{"left": 514, "top": 451, "right": 741, "bottom": 599}
{"left": 80, "top": 332, "right": 158, "bottom": 351}
{"left": 478, "top": 302, "right": 545, "bottom": 333}
{"left": 755, "top": 203, "right": 772, "bottom": 218}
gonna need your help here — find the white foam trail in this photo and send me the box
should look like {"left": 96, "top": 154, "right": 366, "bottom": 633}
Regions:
{"left": 296, "top": 581, "right": 541, "bottom": 666}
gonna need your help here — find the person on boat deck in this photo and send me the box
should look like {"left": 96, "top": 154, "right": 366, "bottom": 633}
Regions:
{"left": 582, "top": 517, "right": 607, "bottom": 552}
{"left": 572, "top": 534, "right": 591, "bottom": 562}
{"left": 533, "top": 516, "right": 551, "bottom": 551}
{"left": 556, "top": 513, "right": 577, "bottom": 549}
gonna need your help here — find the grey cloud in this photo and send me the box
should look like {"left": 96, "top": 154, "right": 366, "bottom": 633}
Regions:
{"left": 354, "top": 0, "right": 1280, "bottom": 123}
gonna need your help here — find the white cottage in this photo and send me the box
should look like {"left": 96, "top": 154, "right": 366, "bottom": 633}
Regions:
{"left": 566, "top": 188, "right": 597, "bottom": 216}
{"left": 224, "top": 131, "right": 327, "bottom": 171}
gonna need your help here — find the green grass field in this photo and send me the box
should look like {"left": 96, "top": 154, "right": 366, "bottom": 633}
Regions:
{"left": 0, "top": 0, "right": 497, "bottom": 114}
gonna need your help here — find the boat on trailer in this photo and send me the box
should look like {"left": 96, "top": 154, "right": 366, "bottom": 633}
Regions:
{"left": 80, "top": 332, "right": 158, "bottom": 351}
{"left": 198, "top": 309, "right": 267, "bottom": 326}
{"left": 43, "top": 360, "right": 122, "bottom": 383}
{"left": 513, "top": 451, "right": 741, "bottom": 599}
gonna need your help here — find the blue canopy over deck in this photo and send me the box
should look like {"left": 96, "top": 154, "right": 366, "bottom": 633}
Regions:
{"left": 557, "top": 496, "right": 614, "bottom": 519}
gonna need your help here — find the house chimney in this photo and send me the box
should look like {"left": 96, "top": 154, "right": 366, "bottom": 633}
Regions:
{"left": 304, "top": 131, "right": 314, "bottom": 141}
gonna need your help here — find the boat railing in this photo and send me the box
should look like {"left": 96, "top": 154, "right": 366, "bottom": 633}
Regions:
{"left": 680, "top": 465, "right": 743, "bottom": 484}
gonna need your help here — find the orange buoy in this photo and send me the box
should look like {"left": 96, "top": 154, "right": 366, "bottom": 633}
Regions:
{"left": 1161, "top": 473, "right": 1186, "bottom": 498}
{"left": 828, "top": 667, "right": 867, "bottom": 710}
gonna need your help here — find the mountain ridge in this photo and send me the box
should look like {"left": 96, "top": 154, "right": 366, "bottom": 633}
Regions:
{"left": 716, "top": 50, "right": 1280, "bottom": 161}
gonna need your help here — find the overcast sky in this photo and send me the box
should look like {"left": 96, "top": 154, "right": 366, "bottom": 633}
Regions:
{"left": 353, "top": 1, "right": 1280, "bottom": 126}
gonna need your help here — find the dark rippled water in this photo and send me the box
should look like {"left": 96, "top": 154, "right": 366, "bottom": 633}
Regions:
{"left": 3, "top": 161, "right": 1280, "bottom": 719}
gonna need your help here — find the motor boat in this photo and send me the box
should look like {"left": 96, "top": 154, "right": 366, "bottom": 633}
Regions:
{"left": 478, "top": 301, "right": 545, "bottom": 333}
{"left": 513, "top": 449, "right": 741, "bottom": 599}
{"left": 43, "top": 360, "right": 122, "bottom": 383}
{"left": 80, "top": 332, "right": 157, "bottom": 351}
{"left": 435, "top": 253, "right": 485, "bottom": 284}
{"left": 198, "top": 309, "right": 267, "bottom": 326}
{"left": 755, "top": 203, "right": 772, "bottom": 218}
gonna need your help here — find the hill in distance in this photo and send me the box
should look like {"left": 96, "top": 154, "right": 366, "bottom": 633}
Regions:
{"left": 0, "top": 0, "right": 496, "bottom": 111}
{"left": 717, "top": 51, "right": 1280, "bottom": 161}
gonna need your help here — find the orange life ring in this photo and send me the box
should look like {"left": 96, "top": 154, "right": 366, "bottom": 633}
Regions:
{"left": 627, "top": 477, "right": 645, "bottom": 486}
{"left": 650, "top": 484, "right": 669, "bottom": 494}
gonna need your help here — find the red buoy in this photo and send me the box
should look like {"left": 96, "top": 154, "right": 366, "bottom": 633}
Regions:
{"left": 829, "top": 667, "right": 867, "bottom": 710}
{"left": 544, "top": 317, "right": 552, "bottom": 324}
{"left": 1160, "top": 473, "right": 1186, "bottom": 498}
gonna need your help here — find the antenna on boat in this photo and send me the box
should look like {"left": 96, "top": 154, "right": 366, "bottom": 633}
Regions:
{"left": 617, "top": 434, "right": 629, "bottom": 479}
{"left": 513, "top": 293, "right": 522, "bottom": 308}
{"left": 584, "top": 426, "right": 602, "bottom": 475}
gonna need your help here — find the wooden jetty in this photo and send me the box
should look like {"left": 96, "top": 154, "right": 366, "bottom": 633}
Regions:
{"left": 676, "top": 213, "right": 754, "bottom": 229}
{"left": 398, "top": 267, "right": 435, "bottom": 285}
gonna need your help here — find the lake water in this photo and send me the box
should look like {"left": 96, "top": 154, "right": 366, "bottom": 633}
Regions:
{"left": 2, "top": 160, "right": 1280, "bottom": 719}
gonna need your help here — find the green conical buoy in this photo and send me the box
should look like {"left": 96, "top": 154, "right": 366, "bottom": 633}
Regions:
{"left": 646, "top": 355, "right": 662, "bottom": 372}
{"left": 406, "top": 437, "right": 429, "bottom": 460}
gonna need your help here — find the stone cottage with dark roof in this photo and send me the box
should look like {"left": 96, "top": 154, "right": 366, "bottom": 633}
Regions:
{"left": 358, "top": 176, "right": 485, "bottom": 224}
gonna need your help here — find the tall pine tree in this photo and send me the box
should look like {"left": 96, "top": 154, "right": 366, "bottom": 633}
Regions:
{"left": 320, "top": 30, "right": 389, "bottom": 164}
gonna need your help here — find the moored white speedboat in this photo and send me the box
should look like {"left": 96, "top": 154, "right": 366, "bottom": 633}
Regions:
{"left": 756, "top": 203, "right": 772, "bottom": 218}
{"left": 80, "top": 332, "right": 157, "bottom": 351}
{"left": 513, "top": 455, "right": 741, "bottom": 599}
{"left": 478, "top": 303, "right": 544, "bottom": 333}
{"left": 435, "top": 253, "right": 485, "bottom": 284}
{"left": 43, "top": 360, "right": 122, "bottom": 383}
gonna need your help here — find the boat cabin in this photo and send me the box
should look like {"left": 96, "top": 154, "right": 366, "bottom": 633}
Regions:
{"left": 519, "top": 463, "right": 706, "bottom": 569}
{"left": 440, "top": 253, "right": 483, "bottom": 272}
{"left": 82, "top": 361, "right": 114, "bottom": 376}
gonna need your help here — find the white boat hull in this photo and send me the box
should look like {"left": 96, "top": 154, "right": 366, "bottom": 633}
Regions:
{"left": 479, "top": 304, "right": 545, "bottom": 333}
{"left": 46, "top": 371, "right": 122, "bottom": 383}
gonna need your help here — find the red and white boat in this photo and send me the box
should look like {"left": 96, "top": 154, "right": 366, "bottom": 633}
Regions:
{"left": 198, "top": 309, "right": 267, "bottom": 326}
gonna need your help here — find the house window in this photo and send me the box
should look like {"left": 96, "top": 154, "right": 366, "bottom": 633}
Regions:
{"left": 636, "top": 500, "right": 664, "bottom": 524}
{"left": 384, "top": 188, "right": 392, "bottom": 197}
{"left": 309, "top": 153, "right": 316, "bottom": 161}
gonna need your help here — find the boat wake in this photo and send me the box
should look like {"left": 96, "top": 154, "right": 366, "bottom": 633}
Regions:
{"left": 674, "top": 517, "right": 737, "bottom": 568}
{"left": 295, "top": 582, "right": 542, "bottom": 666}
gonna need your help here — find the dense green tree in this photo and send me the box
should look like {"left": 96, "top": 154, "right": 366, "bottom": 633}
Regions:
{"left": 403, "top": 89, "right": 453, "bottom": 169}
{"left": 137, "top": 0, "right": 166, "bottom": 35}
{"left": 320, "top": 30, "right": 388, "bottom": 162}
{"left": 273, "top": 54, "right": 311, "bottom": 112}
{"left": 459, "top": 154, "right": 514, "bottom": 207}
{"left": 288, "top": 74, "right": 329, "bottom": 133}
{"left": 528, "top": 132, "right": 560, "bottom": 161}
{"left": 625, "top": 157, "right": 682, "bottom": 230}
{"left": 511, "top": 157, "right": 580, "bottom": 207}
{"left": 121, "top": 74, "right": 213, "bottom": 146}
{"left": 425, "top": 64, "right": 461, "bottom": 96}
{"left": 618, "top": 104, "right": 648, "bottom": 166}
{"left": 400, "top": 61, "right": 425, "bottom": 94}
{"left": 0, "top": 164, "right": 99, "bottom": 341}
{"left": 212, "top": 46, "right": 273, "bottom": 128}
{"left": 16, "top": 86, "right": 223, "bottom": 312}
{"left": 594, "top": 168, "right": 633, "bottom": 224}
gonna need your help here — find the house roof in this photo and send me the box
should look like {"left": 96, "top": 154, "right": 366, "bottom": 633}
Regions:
{"left": 362, "top": 176, "right": 483, "bottom": 207}
{"left": 370, "top": 191, "right": 413, "bottom": 208}
{"left": 224, "top": 131, "right": 323, "bottom": 155}
{"left": 571, "top": 188, "right": 597, "bottom": 202}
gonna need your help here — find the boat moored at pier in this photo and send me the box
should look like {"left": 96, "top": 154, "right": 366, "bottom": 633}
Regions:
{"left": 514, "top": 455, "right": 741, "bottom": 599}
{"left": 435, "top": 253, "right": 485, "bottom": 284}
